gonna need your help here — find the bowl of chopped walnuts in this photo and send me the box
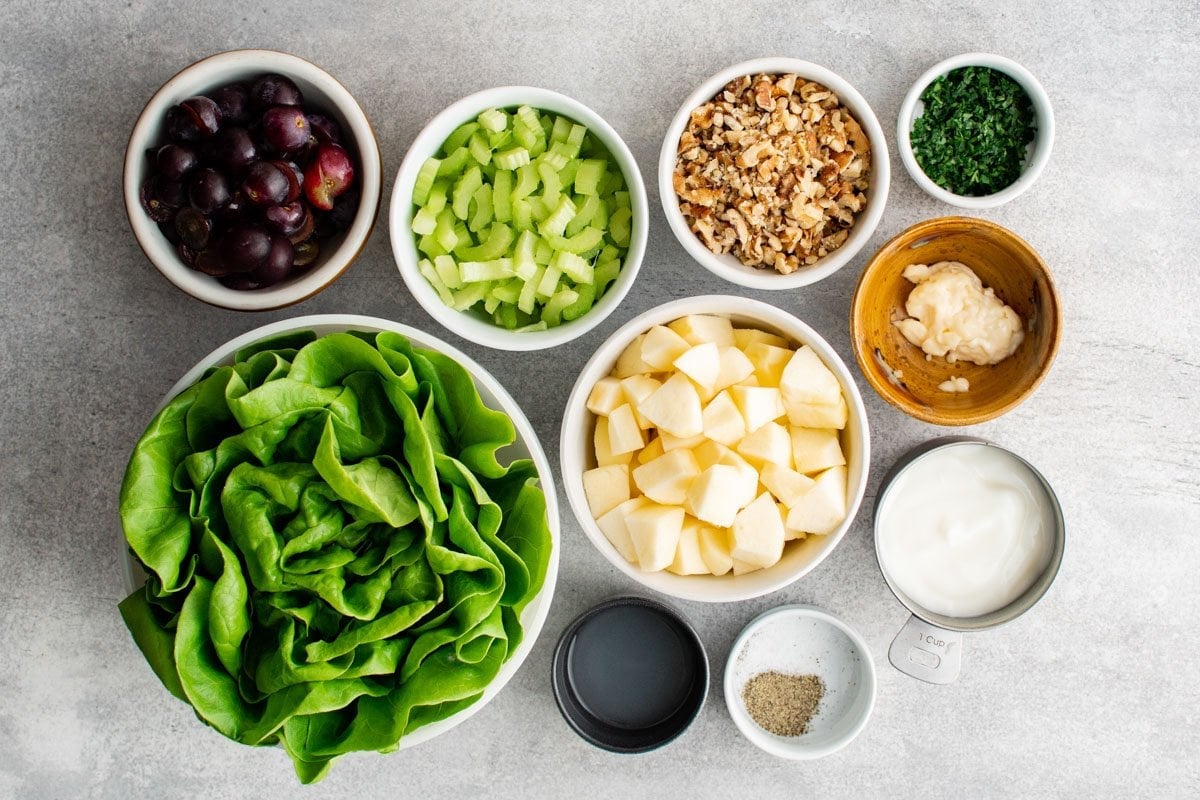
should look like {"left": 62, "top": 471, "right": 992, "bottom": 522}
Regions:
{"left": 659, "top": 58, "right": 890, "bottom": 291}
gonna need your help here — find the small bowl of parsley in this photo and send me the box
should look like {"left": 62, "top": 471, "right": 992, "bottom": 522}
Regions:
{"left": 898, "top": 53, "right": 1054, "bottom": 209}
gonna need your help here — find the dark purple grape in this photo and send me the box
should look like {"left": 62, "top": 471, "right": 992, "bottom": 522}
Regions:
{"left": 262, "top": 106, "right": 310, "bottom": 154}
{"left": 251, "top": 74, "right": 303, "bottom": 109}
{"left": 158, "top": 219, "right": 182, "bottom": 244}
{"left": 195, "top": 247, "right": 234, "bottom": 276}
{"left": 306, "top": 113, "right": 342, "bottom": 145}
{"left": 155, "top": 144, "right": 198, "bottom": 181}
{"left": 188, "top": 168, "right": 231, "bottom": 214}
{"left": 271, "top": 159, "right": 302, "bottom": 203}
{"left": 293, "top": 239, "right": 319, "bottom": 267}
{"left": 166, "top": 105, "right": 202, "bottom": 143}
{"left": 264, "top": 201, "right": 307, "bottom": 236}
{"left": 175, "top": 241, "right": 197, "bottom": 268}
{"left": 287, "top": 208, "right": 315, "bottom": 244}
{"left": 249, "top": 236, "right": 295, "bottom": 285}
{"left": 154, "top": 176, "right": 187, "bottom": 208}
{"left": 179, "top": 96, "right": 222, "bottom": 138}
{"left": 174, "top": 207, "right": 212, "bottom": 250}
{"left": 327, "top": 189, "right": 360, "bottom": 232}
{"left": 209, "top": 82, "right": 251, "bottom": 125}
{"left": 242, "top": 161, "right": 290, "bottom": 206}
{"left": 140, "top": 177, "right": 181, "bottom": 222}
{"left": 218, "top": 274, "right": 263, "bottom": 290}
{"left": 219, "top": 223, "right": 271, "bottom": 271}
{"left": 207, "top": 126, "right": 257, "bottom": 173}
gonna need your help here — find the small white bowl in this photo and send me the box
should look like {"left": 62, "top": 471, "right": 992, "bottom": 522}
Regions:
{"left": 897, "top": 53, "right": 1054, "bottom": 209}
{"left": 123, "top": 49, "right": 383, "bottom": 311}
{"left": 390, "top": 86, "right": 648, "bottom": 351}
{"left": 724, "top": 605, "right": 876, "bottom": 759}
{"left": 559, "top": 295, "right": 870, "bottom": 603}
{"left": 658, "top": 58, "right": 890, "bottom": 291}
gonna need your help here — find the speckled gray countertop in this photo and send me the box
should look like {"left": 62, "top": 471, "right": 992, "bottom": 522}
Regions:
{"left": 1, "top": 1, "right": 1197, "bottom": 798}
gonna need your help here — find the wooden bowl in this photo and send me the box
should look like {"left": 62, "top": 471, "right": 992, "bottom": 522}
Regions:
{"left": 850, "top": 217, "right": 1061, "bottom": 425}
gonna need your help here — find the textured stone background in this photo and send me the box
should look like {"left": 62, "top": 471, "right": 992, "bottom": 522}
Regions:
{"left": 1, "top": 1, "right": 1197, "bottom": 797}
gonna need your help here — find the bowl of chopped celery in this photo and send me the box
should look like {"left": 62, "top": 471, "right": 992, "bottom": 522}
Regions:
{"left": 898, "top": 53, "right": 1055, "bottom": 209}
{"left": 390, "top": 87, "right": 648, "bottom": 351}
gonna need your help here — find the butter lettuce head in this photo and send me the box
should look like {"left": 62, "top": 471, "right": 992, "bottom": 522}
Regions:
{"left": 118, "top": 330, "right": 552, "bottom": 783}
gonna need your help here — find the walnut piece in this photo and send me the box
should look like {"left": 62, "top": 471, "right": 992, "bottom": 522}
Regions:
{"left": 673, "top": 73, "right": 872, "bottom": 273}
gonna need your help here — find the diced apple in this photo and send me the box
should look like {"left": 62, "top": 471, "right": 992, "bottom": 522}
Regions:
{"left": 744, "top": 342, "right": 794, "bottom": 388}
{"left": 620, "top": 375, "right": 661, "bottom": 429}
{"left": 783, "top": 503, "right": 807, "bottom": 541}
{"left": 583, "top": 464, "right": 630, "bottom": 518}
{"left": 729, "top": 385, "right": 786, "bottom": 433}
{"left": 614, "top": 334, "right": 656, "bottom": 378}
{"left": 790, "top": 427, "right": 846, "bottom": 474}
{"left": 640, "top": 325, "right": 691, "bottom": 370}
{"left": 587, "top": 377, "right": 625, "bottom": 416}
{"left": 786, "top": 395, "right": 849, "bottom": 430}
{"left": 785, "top": 465, "right": 849, "bottom": 536}
{"left": 637, "top": 373, "right": 703, "bottom": 437}
{"left": 626, "top": 502, "right": 685, "bottom": 571}
{"left": 698, "top": 525, "right": 733, "bottom": 576}
{"left": 661, "top": 431, "right": 707, "bottom": 451}
{"left": 780, "top": 345, "right": 843, "bottom": 409}
{"left": 693, "top": 439, "right": 734, "bottom": 471}
{"left": 737, "top": 374, "right": 761, "bottom": 387}
{"left": 673, "top": 342, "right": 721, "bottom": 391}
{"left": 732, "top": 559, "right": 762, "bottom": 576}
{"left": 712, "top": 346, "right": 756, "bottom": 393}
{"left": 684, "top": 463, "right": 758, "bottom": 527}
{"left": 667, "top": 519, "right": 710, "bottom": 575}
{"left": 607, "top": 404, "right": 645, "bottom": 455}
{"left": 595, "top": 497, "right": 648, "bottom": 563}
{"left": 759, "top": 462, "right": 817, "bottom": 508}
{"left": 668, "top": 314, "right": 736, "bottom": 347}
{"left": 701, "top": 390, "right": 747, "bottom": 447}
{"left": 733, "top": 327, "right": 789, "bottom": 350}
{"left": 636, "top": 436, "right": 665, "bottom": 464}
{"left": 731, "top": 493, "right": 787, "bottom": 569}
{"left": 632, "top": 448, "right": 701, "bottom": 505}
{"left": 594, "top": 417, "right": 629, "bottom": 467}
{"left": 736, "top": 421, "right": 793, "bottom": 469}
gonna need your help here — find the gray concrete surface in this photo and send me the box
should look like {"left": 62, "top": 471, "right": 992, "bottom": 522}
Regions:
{"left": 1, "top": 1, "right": 1197, "bottom": 797}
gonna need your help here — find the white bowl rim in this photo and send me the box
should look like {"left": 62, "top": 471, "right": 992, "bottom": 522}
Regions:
{"left": 123, "top": 49, "right": 383, "bottom": 311}
{"left": 657, "top": 57, "right": 891, "bottom": 291}
{"left": 118, "top": 313, "right": 561, "bottom": 751}
{"left": 896, "top": 52, "right": 1055, "bottom": 209}
{"left": 722, "top": 603, "right": 877, "bottom": 759}
{"left": 559, "top": 295, "right": 871, "bottom": 603}
{"left": 390, "top": 85, "right": 648, "bottom": 352}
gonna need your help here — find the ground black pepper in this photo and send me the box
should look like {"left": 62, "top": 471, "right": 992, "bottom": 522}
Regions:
{"left": 742, "top": 671, "right": 825, "bottom": 736}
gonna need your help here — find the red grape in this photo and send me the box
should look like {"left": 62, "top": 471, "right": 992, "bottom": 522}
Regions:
{"left": 262, "top": 106, "right": 310, "bottom": 154}
{"left": 304, "top": 144, "right": 355, "bottom": 211}
{"left": 251, "top": 74, "right": 303, "bottom": 108}
{"left": 242, "top": 161, "right": 290, "bottom": 206}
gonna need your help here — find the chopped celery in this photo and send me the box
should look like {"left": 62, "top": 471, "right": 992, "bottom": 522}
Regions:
{"left": 411, "top": 206, "right": 439, "bottom": 236}
{"left": 437, "top": 146, "right": 472, "bottom": 176}
{"left": 492, "top": 170, "right": 513, "bottom": 222}
{"left": 562, "top": 281, "right": 596, "bottom": 321}
{"left": 444, "top": 122, "right": 480, "bottom": 154}
{"left": 534, "top": 238, "right": 554, "bottom": 265}
{"left": 613, "top": 190, "right": 631, "bottom": 208}
{"left": 526, "top": 196, "right": 550, "bottom": 222}
{"left": 468, "top": 132, "right": 492, "bottom": 166}
{"left": 434, "top": 254, "right": 462, "bottom": 289}
{"left": 564, "top": 124, "right": 587, "bottom": 158}
{"left": 609, "top": 206, "right": 632, "bottom": 248}
{"left": 592, "top": 196, "right": 610, "bottom": 229}
{"left": 536, "top": 264, "right": 562, "bottom": 297}
{"left": 537, "top": 161, "right": 562, "bottom": 201}
{"left": 468, "top": 184, "right": 493, "bottom": 232}
{"left": 457, "top": 222, "right": 514, "bottom": 261}
{"left": 487, "top": 129, "right": 512, "bottom": 150}
{"left": 558, "top": 159, "right": 580, "bottom": 188}
{"left": 549, "top": 226, "right": 604, "bottom": 254}
{"left": 434, "top": 209, "right": 459, "bottom": 251}
{"left": 552, "top": 250, "right": 593, "bottom": 284}
{"left": 549, "top": 115, "right": 572, "bottom": 144}
{"left": 516, "top": 106, "right": 542, "bottom": 136}
{"left": 541, "top": 288, "right": 578, "bottom": 327}
{"left": 512, "top": 199, "right": 533, "bottom": 232}
{"left": 517, "top": 267, "right": 542, "bottom": 314}
{"left": 452, "top": 166, "right": 483, "bottom": 220}
{"left": 539, "top": 195, "right": 576, "bottom": 238}
{"left": 484, "top": 294, "right": 502, "bottom": 314}
{"left": 451, "top": 282, "right": 489, "bottom": 311}
{"left": 490, "top": 279, "right": 522, "bottom": 304}
{"left": 513, "top": 119, "right": 539, "bottom": 150}
{"left": 540, "top": 146, "right": 569, "bottom": 171}
{"left": 595, "top": 257, "right": 621, "bottom": 294}
{"left": 418, "top": 259, "right": 455, "bottom": 307}
{"left": 494, "top": 147, "right": 531, "bottom": 170}
{"left": 512, "top": 164, "right": 539, "bottom": 200}
{"left": 574, "top": 159, "right": 606, "bottom": 195}
{"left": 539, "top": 113, "right": 555, "bottom": 138}
{"left": 478, "top": 108, "right": 509, "bottom": 133}
{"left": 513, "top": 230, "right": 538, "bottom": 279}
{"left": 460, "top": 258, "right": 515, "bottom": 283}
{"left": 598, "top": 245, "right": 619, "bottom": 263}
{"left": 598, "top": 171, "right": 623, "bottom": 196}
{"left": 565, "top": 194, "right": 600, "bottom": 236}
{"left": 528, "top": 133, "right": 547, "bottom": 158}
{"left": 451, "top": 221, "right": 471, "bottom": 252}
{"left": 418, "top": 232, "right": 447, "bottom": 258}
{"left": 494, "top": 304, "right": 519, "bottom": 330}
{"left": 413, "top": 157, "right": 441, "bottom": 205}
{"left": 514, "top": 320, "right": 549, "bottom": 333}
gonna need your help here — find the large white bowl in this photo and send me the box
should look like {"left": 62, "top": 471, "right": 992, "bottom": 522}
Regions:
{"left": 390, "top": 86, "right": 648, "bottom": 351}
{"left": 658, "top": 58, "right": 890, "bottom": 291}
{"left": 124, "top": 49, "right": 383, "bottom": 311}
{"left": 120, "top": 313, "right": 560, "bottom": 751}
{"left": 559, "top": 296, "right": 870, "bottom": 603}
{"left": 897, "top": 52, "right": 1055, "bottom": 209}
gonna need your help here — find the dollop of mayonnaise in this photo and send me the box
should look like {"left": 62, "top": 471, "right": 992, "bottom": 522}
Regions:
{"left": 894, "top": 261, "right": 1024, "bottom": 365}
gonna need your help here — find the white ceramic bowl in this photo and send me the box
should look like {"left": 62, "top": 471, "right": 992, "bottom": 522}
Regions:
{"left": 390, "top": 86, "right": 648, "bottom": 351}
{"left": 124, "top": 49, "right": 383, "bottom": 310}
{"left": 560, "top": 296, "right": 870, "bottom": 603}
{"left": 897, "top": 53, "right": 1055, "bottom": 209}
{"left": 658, "top": 58, "right": 890, "bottom": 291}
{"left": 120, "top": 313, "right": 560, "bottom": 751}
{"left": 724, "top": 605, "right": 876, "bottom": 759}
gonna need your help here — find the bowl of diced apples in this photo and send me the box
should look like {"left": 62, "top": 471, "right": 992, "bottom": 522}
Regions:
{"left": 560, "top": 296, "right": 870, "bottom": 602}
{"left": 390, "top": 86, "right": 648, "bottom": 351}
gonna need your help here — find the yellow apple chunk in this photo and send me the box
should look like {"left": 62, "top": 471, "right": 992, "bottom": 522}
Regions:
{"left": 637, "top": 373, "right": 703, "bottom": 437}
{"left": 632, "top": 448, "right": 701, "bottom": 505}
{"left": 668, "top": 314, "right": 736, "bottom": 347}
{"left": 731, "top": 492, "right": 787, "bottom": 569}
{"left": 583, "top": 463, "right": 630, "bottom": 518}
{"left": 790, "top": 426, "right": 846, "bottom": 474}
{"left": 785, "top": 465, "right": 848, "bottom": 536}
{"left": 626, "top": 502, "right": 685, "bottom": 571}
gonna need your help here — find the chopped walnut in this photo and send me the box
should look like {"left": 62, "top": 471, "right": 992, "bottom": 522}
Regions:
{"left": 673, "top": 73, "right": 871, "bottom": 273}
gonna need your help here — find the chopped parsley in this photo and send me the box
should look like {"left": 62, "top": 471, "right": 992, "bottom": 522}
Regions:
{"left": 910, "top": 66, "right": 1036, "bottom": 196}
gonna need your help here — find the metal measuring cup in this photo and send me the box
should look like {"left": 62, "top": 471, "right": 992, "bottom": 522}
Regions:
{"left": 873, "top": 437, "right": 1066, "bottom": 684}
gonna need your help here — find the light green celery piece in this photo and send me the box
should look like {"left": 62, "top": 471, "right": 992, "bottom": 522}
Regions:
{"left": 536, "top": 264, "right": 561, "bottom": 298}
{"left": 516, "top": 106, "right": 541, "bottom": 136}
{"left": 433, "top": 254, "right": 462, "bottom": 290}
{"left": 434, "top": 209, "right": 459, "bottom": 252}
{"left": 512, "top": 118, "right": 539, "bottom": 150}
{"left": 477, "top": 108, "right": 509, "bottom": 133}
{"left": 609, "top": 207, "right": 632, "bottom": 248}
{"left": 468, "top": 185, "right": 494, "bottom": 233}
{"left": 526, "top": 196, "right": 550, "bottom": 223}
{"left": 537, "top": 162, "right": 562, "bottom": 201}
{"left": 534, "top": 238, "right": 554, "bottom": 265}
{"left": 517, "top": 267, "right": 542, "bottom": 314}
{"left": 494, "top": 148, "right": 531, "bottom": 170}
{"left": 411, "top": 206, "right": 439, "bottom": 236}
{"left": 549, "top": 226, "right": 604, "bottom": 254}
{"left": 494, "top": 304, "right": 519, "bottom": 330}
{"left": 540, "top": 147, "right": 568, "bottom": 171}
{"left": 540, "top": 288, "right": 578, "bottom": 327}
{"left": 552, "top": 250, "right": 593, "bottom": 285}
{"left": 452, "top": 166, "right": 483, "bottom": 221}
{"left": 511, "top": 199, "right": 533, "bottom": 232}
{"left": 483, "top": 294, "right": 502, "bottom": 314}
{"left": 565, "top": 194, "right": 599, "bottom": 236}
{"left": 451, "top": 281, "right": 489, "bottom": 311}
{"left": 594, "top": 258, "right": 621, "bottom": 294}
{"left": 599, "top": 170, "right": 625, "bottom": 196}
{"left": 490, "top": 279, "right": 522, "bottom": 304}
{"left": 539, "top": 113, "right": 555, "bottom": 138}
{"left": 549, "top": 115, "right": 572, "bottom": 144}
{"left": 539, "top": 195, "right": 576, "bottom": 238}
{"left": 573, "top": 159, "right": 606, "bottom": 196}
{"left": 514, "top": 320, "right": 548, "bottom": 333}
{"left": 513, "top": 230, "right": 538, "bottom": 280}
{"left": 511, "top": 164, "right": 539, "bottom": 201}
{"left": 468, "top": 132, "right": 493, "bottom": 166}
{"left": 412, "top": 157, "right": 442, "bottom": 205}
{"left": 563, "top": 124, "right": 587, "bottom": 158}
{"left": 527, "top": 133, "right": 547, "bottom": 158}
{"left": 562, "top": 281, "right": 596, "bottom": 321}
{"left": 598, "top": 245, "right": 619, "bottom": 263}
{"left": 613, "top": 190, "right": 631, "bottom": 208}
{"left": 487, "top": 129, "right": 513, "bottom": 151}
{"left": 592, "top": 196, "right": 609, "bottom": 229}
{"left": 492, "top": 171, "right": 513, "bottom": 222}
{"left": 457, "top": 222, "right": 514, "bottom": 261}
{"left": 443, "top": 122, "right": 480, "bottom": 154}
{"left": 417, "top": 259, "right": 455, "bottom": 307}
{"left": 460, "top": 258, "right": 515, "bottom": 283}
{"left": 436, "top": 146, "right": 471, "bottom": 177}
{"left": 559, "top": 162, "right": 581, "bottom": 191}
{"left": 417, "top": 232, "right": 447, "bottom": 258}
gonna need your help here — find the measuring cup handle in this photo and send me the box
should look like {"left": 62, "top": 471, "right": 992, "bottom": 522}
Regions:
{"left": 889, "top": 615, "right": 963, "bottom": 684}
